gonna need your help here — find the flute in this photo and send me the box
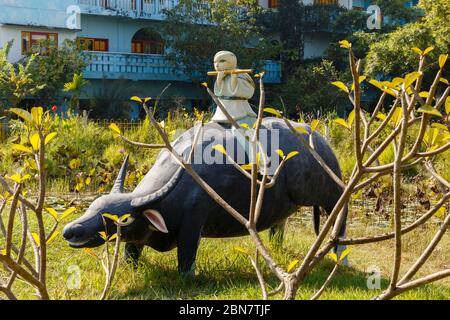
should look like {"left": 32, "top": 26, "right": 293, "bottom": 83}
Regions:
{"left": 207, "top": 69, "right": 253, "bottom": 76}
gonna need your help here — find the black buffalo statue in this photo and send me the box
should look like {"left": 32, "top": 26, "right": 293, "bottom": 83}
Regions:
{"left": 63, "top": 118, "right": 347, "bottom": 274}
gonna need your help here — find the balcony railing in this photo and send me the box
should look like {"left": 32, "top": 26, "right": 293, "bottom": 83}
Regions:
{"left": 77, "top": 0, "right": 178, "bottom": 17}
{"left": 83, "top": 51, "right": 281, "bottom": 83}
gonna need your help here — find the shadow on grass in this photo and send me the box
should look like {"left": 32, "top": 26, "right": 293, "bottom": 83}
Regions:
{"left": 115, "top": 254, "right": 391, "bottom": 300}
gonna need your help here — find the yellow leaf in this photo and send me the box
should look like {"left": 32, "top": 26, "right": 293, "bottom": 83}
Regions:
{"left": 328, "top": 252, "right": 338, "bottom": 263}
{"left": 431, "top": 123, "right": 448, "bottom": 131}
{"left": 391, "top": 77, "right": 404, "bottom": 87}
{"left": 339, "top": 248, "right": 353, "bottom": 262}
{"left": 287, "top": 259, "right": 299, "bottom": 272}
{"left": 31, "top": 107, "right": 43, "bottom": 126}
{"left": 369, "top": 79, "right": 383, "bottom": 90}
{"left": 85, "top": 177, "right": 91, "bottom": 186}
{"left": 201, "top": 82, "right": 208, "bottom": 88}
{"left": 12, "top": 144, "right": 33, "bottom": 154}
{"left": 69, "top": 158, "right": 81, "bottom": 170}
{"left": 276, "top": 149, "right": 285, "bottom": 159}
{"left": 8, "top": 108, "right": 33, "bottom": 123}
{"left": 0, "top": 249, "right": 6, "bottom": 255}
{"left": 46, "top": 231, "right": 59, "bottom": 244}
{"left": 6, "top": 174, "right": 22, "bottom": 184}
{"left": 417, "top": 105, "right": 443, "bottom": 118}
{"left": 390, "top": 107, "right": 403, "bottom": 127}
{"left": 440, "top": 78, "right": 449, "bottom": 86}
{"left": 240, "top": 164, "right": 252, "bottom": 171}
{"left": 119, "top": 214, "right": 131, "bottom": 223}
{"left": 347, "top": 109, "right": 355, "bottom": 127}
{"left": 46, "top": 208, "right": 59, "bottom": 220}
{"left": 109, "top": 123, "right": 121, "bottom": 136}
{"left": 108, "top": 234, "right": 118, "bottom": 242}
{"left": 339, "top": 40, "right": 351, "bottom": 49}
{"left": 256, "top": 152, "right": 261, "bottom": 167}
{"left": 286, "top": 151, "right": 299, "bottom": 160}
{"left": 334, "top": 118, "right": 351, "bottom": 130}
{"left": 240, "top": 123, "right": 250, "bottom": 130}
{"left": 60, "top": 207, "right": 76, "bottom": 220}
{"left": 83, "top": 248, "right": 99, "bottom": 259}
{"left": 212, "top": 144, "right": 227, "bottom": 155}
{"left": 411, "top": 47, "right": 423, "bottom": 55}
{"left": 130, "top": 96, "right": 143, "bottom": 103}
{"left": 98, "top": 232, "right": 108, "bottom": 240}
{"left": 263, "top": 107, "right": 282, "bottom": 118}
{"left": 439, "top": 54, "right": 448, "bottom": 69}
{"left": 234, "top": 246, "right": 249, "bottom": 255}
{"left": 32, "top": 233, "right": 40, "bottom": 246}
{"left": 311, "top": 119, "right": 320, "bottom": 131}
{"left": 434, "top": 207, "right": 446, "bottom": 218}
{"left": 331, "top": 81, "right": 349, "bottom": 94}
{"left": 423, "top": 46, "right": 434, "bottom": 55}
{"left": 102, "top": 213, "right": 119, "bottom": 222}
{"left": 144, "top": 97, "right": 152, "bottom": 103}
{"left": 295, "top": 126, "right": 309, "bottom": 135}
{"left": 44, "top": 132, "right": 57, "bottom": 145}
{"left": 419, "top": 91, "right": 429, "bottom": 99}
{"left": 30, "top": 134, "right": 40, "bottom": 151}
{"left": 403, "top": 72, "right": 422, "bottom": 90}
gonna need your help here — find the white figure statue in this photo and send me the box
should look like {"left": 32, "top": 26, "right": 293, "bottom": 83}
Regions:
{"left": 210, "top": 51, "right": 257, "bottom": 124}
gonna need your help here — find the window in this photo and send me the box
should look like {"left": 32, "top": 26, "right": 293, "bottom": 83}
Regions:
{"left": 131, "top": 29, "right": 165, "bottom": 55}
{"left": 21, "top": 31, "right": 58, "bottom": 54}
{"left": 268, "top": 0, "right": 278, "bottom": 9}
{"left": 77, "top": 38, "right": 109, "bottom": 51}
{"left": 314, "top": 0, "right": 338, "bottom": 4}
{"left": 131, "top": 40, "right": 164, "bottom": 55}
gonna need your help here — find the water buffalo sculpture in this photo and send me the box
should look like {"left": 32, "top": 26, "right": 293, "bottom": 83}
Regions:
{"left": 63, "top": 118, "right": 347, "bottom": 274}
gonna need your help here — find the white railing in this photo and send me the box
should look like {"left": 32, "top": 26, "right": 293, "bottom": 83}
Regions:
{"left": 77, "top": 0, "right": 178, "bottom": 15}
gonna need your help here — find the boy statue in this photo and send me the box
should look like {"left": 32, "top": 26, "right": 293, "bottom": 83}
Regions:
{"left": 210, "top": 51, "right": 257, "bottom": 124}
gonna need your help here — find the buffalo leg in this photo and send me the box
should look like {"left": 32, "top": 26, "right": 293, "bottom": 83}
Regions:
{"left": 124, "top": 243, "right": 144, "bottom": 267}
{"left": 324, "top": 203, "right": 349, "bottom": 266}
{"left": 269, "top": 219, "right": 287, "bottom": 249}
{"left": 177, "top": 224, "right": 203, "bottom": 277}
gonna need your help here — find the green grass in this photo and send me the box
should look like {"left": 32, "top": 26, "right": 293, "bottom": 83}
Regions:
{"left": 3, "top": 206, "right": 448, "bottom": 300}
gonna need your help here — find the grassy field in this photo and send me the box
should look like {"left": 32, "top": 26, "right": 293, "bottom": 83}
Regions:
{"left": 1, "top": 114, "right": 449, "bottom": 300}
{"left": 5, "top": 201, "right": 449, "bottom": 300}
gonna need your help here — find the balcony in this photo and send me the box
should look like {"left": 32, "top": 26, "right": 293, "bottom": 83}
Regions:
{"left": 83, "top": 51, "right": 282, "bottom": 83}
{"left": 77, "top": 0, "right": 178, "bottom": 19}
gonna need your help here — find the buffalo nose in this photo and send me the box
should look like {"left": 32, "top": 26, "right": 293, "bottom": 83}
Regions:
{"left": 62, "top": 223, "right": 85, "bottom": 240}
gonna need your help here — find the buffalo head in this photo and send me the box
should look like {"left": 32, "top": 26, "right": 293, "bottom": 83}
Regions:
{"left": 62, "top": 156, "right": 168, "bottom": 248}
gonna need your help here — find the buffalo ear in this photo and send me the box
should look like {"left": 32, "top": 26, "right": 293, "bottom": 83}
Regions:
{"left": 144, "top": 209, "right": 168, "bottom": 233}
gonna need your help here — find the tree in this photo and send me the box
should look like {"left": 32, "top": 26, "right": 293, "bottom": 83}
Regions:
{"left": 374, "top": 0, "right": 419, "bottom": 27}
{"left": 277, "top": 0, "right": 305, "bottom": 81}
{"left": 279, "top": 60, "right": 349, "bottom": 117}
{"left": 0, "top": 42, "right": 44, "bottom": 111}
{"left": 21, "top": 39, "right": 85, "bottom": 106}
{"left": 63, "top": 73, "right": 89, "bottom": 113}
{"left": 160, "top": 0, "right": 277, "bottom": 83}
{"left": 364, "top": 0, "right": 450, "bottom": 77}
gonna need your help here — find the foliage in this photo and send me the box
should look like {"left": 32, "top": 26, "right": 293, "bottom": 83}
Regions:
{"left": 276, "top": 0, "right": 305, "bottom": 80}
{"left": 63, "top": 73, "right": 89, "bottom": 113}
{"left": 279, "top": 60, "right": 350, "bottom": 117}
{"left": 373, "top": 0, "right": 419, "bottom": 27}
{"left": 21, "top": 39, "right": 85, "bottom": 106}
{"left": 364, "top": 0, "right": 450, "bottom": 77}
{"left": 0, "top": 43, "right": 44, "bottom": 109}
{"left": 160, "top": 0, "right": 278, "bottom": 82}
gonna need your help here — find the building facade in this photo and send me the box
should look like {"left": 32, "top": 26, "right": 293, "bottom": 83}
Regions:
{"left": 0, "top": 0, "right": 417, "bottom": 117}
